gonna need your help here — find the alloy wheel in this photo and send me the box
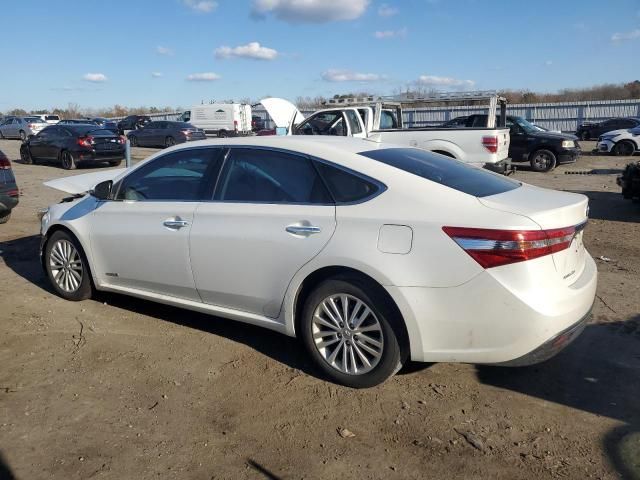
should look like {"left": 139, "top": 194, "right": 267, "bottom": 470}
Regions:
{"left": 311, "top": 293, "right": 384, "bottom": 375}
{"left": 533, "top": 152, "right": 552, "bottom": 170}
{"left": 49, "top": 239, "right": 83, "bottom": 293}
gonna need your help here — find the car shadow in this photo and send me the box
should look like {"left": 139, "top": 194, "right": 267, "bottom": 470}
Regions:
{"left": 476, "top": 318, "right": 640, "bottom": 480}
{"left": 572, "top": 190, "right": 639, "bottom": 222}
{"left": 0, "top": 451, "right": 16, "bottom": 480}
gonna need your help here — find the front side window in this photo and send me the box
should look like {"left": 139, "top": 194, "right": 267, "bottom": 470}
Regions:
{"left": 115, "top": 148, "right": 221, "bottom": 201}
{"left": 216, "top": 148, "right": 331, "bottom": 204}
{"left": 295, "top": 111, "right": 346, "bottom": 136}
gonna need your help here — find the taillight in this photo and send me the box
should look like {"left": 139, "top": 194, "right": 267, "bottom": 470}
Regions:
{"left": 482, "top": 135, "right": 498, "bottom": 153}
{"left": 28, "top": 123, "right": 36, "bottom": 129}
{"left": 0, "top": 157, "right": 11, "bottom": 169}
{"left": 119, "top": 135, "right": 126, "bottom": 144}
{"left": 77, "top": 136, "right": 94, "bottom": 147}
{"left": 442, "top": 225, "right": 580, "bottom": 268}
{"left": 7, "top": 189, "right": 19, "bottom": 197}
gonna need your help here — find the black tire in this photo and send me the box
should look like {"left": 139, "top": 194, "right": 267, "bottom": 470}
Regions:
{"left": 60, "top": 150, "right": 76, "bottom": 170}
{"left": 300, "top": 276, "right": 405, "bottom": 388}
{"left": 19, "top": 130, "right": 26, "bottom": 141}
{"left": 108, "top": 159, "right": 122, "bottom": 167}
{"left": 530, "top": 149, "right": 557, "bottom": 172}
{"left": 580, "top": 131, "right": 590, "bottom": 141}
{"left": 43, "top": 230, "right": 94, "bottom": 301}
{"left": 613, "top": 140, "right": 635, "bottom": 157}
{"left": 165, "top": 136, "right": 176, "bottom": 147}
{"left": 0, "top": 211, "right": 11, "bottom": 224}
{"left": 217, "top": 130, "right": 227, "bottom": 138}
{"left": 129, "top": 135, "right": 138, "bottom": 147}
{"left": 20, "top": 144, "right": 34, "bottom": 164}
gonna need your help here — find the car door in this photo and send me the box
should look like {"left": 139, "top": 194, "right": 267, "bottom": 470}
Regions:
{"left": 88, "top": 147, "right": 222, "bottom": 301}
{"left": 506, "top": 118, "right": 528, "bottom": 161}
{"left": 28, "top": 128, "right": 51, "bottom": 159}
{"left": 6, "top": 119, "right": 19, "bottom": 137}
{"left": 138, "top": 122, "right": 158, "bottom": 147}
{"left": 190, "top": 147, "right": 337, "bottom": 318}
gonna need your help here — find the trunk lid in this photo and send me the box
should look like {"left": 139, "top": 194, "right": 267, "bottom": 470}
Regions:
{"left": 479, "top": 184, "right": 589, "bottom": 284}
{"left": 259, "top": 97, "right": 305, "bottom": 131}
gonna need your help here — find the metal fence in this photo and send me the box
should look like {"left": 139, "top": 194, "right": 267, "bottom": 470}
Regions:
{"left": 112, "top": 98, "right": 640, "bottom": 133}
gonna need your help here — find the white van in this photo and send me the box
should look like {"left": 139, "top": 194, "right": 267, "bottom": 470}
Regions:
{"left": 178, "top": 103, "right": 252, "bottom": 137}
{"left": 30, "top": 114, "right": 60, "bottom": 125}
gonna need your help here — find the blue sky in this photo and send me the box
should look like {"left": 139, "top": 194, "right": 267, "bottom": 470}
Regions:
{"left": 2, "top": 0, "right": 640, "bottom": 111}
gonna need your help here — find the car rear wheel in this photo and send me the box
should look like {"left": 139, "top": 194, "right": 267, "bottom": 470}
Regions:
{"left": 217, "top": 130, "right": 228, "bottom": 138}
{"left": 530, "top": 149, "right": 557, "bottom": 172}
{"left": 44, "top": 230, "right": 93, "bottom": 301}
{"left": 300, "top": 277, "right": 404, "bottom": 388}
{"left": 613, "top": 140, "right": 635, "bottom": 157}
{"left": 61, "top": 150, "right": 76, "bottom": 170}
{"left": 20, "top": 144, "right": 34, "bottom": 164}
{"left": 0, "top": 211, "right": 11, "bottom": 224}
{"left": 165, "top": 136, "right": 176, "bottom": 147}
{"left": 19, "top": 130, "right": 26, "bottom": 141}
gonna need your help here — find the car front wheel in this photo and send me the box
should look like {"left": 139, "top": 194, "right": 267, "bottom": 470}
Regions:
{"left": 300, "top": 277, "right": 404, "bottom": 388}
{"left": 44, "top": 230, "right": 93, "bottom": 301}
{"left": 613, "top": 140, "right": 636, "bottom": 157}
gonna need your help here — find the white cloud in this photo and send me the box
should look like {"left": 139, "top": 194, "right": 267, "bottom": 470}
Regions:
{"left": 156, "top": 45, "right": 174, "bottom": 55}
{"left": 416, "top": 75, "right": 475, "bottom": 89}
{"left": 374, "top": 27, "right": 407, "bottom": 39}
{"left": 251, "top": 0, "right": 369, "bottom": 23}
{"left": 322, "top": 69, "right": 382, "bottom": 82}
{"left": 83, "top": 73, "right": 107, "bottom": 83}
{"left": 183, "top": 0, "right": 218, "bottom": 13}
{"left": 215, "top": 42, "right": 278, "bottom": 60}
{"left": 151, "top": 72, "right": 163, "bottom": 78}
{"left": 611, "top": 29, "right": 640, "bottom": 42}
{"left": 378, "top": 4, "right": 398, "bottom": 16}
{"left": 186, "top": 72, "right": 221, "bottom": 81}
{"left": 544, "top": 60, "right": 553, "bottom": 66}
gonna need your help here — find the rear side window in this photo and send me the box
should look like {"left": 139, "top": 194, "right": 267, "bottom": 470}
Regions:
{"left": 315, "top": 161, "right": 382, "bottom": 203}
{"left": 359, "top": 148, "right": 520, "bottom": 197}
{"left": 216, "top": 148, "right": 332, "bottom": 204}
{"left": 345, "top": 110, "right": 362, "bottom": 134}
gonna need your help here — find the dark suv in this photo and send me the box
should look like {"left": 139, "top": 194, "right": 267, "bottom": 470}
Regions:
{"left": 117, "top": 115, "right": 151, "bottom": 134}
{"left": 576, "top": 117, "right": 640, "bottom": 141}
{"left": 0, "top": 150, "right": 19, "bottom": 224}
{"left": 455, "top": 114, "right": 580, "bottom": 172}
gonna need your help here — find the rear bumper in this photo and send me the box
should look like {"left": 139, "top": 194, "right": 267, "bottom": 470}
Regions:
{"left": 0, "top": 194, "right": 19, "bottom": 213}
{"left": 385, "top": 253, "right": 597, "bottom": 364}
{"left": 76, "top": 150, "right": 125, "bottom": 163}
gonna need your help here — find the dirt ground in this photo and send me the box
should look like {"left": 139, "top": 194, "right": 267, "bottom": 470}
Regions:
{"left": 0, "top": 139, "right": 639, "bottom": 480}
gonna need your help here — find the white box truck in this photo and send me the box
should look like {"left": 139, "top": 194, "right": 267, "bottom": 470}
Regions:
{"left": 177, "top": 103, "right": 252, "bottom": 137}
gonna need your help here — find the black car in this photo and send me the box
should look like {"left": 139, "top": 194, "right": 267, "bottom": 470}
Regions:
{"left": 20, "top": 125, "right": 125, "bottom": 170}
{"left": 0, "top": 150, "right": 19, "bottom": 224}
{"left": 91, "top": 117, "right": 119, "bottom": 133}
{"left": 452, "top": 114, "right": 581, "bottom": 172}
{"left": 117, "top": 115, "right": 151, "bottom": 133}
{"left": 127, "top": 121, "right": 206, "bottom": 148}
{"left": 576, "top": 117, "right": 640, "bottom": 141}
{"left": 251, "top": 115, "right": 265, "bottom": 132}
{"left": 58, "top": 119, "right": 98, "bottom": 125}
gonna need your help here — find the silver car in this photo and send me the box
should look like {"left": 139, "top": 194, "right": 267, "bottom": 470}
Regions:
{"left": 0, "top": 117, "right": 47, "bottom": 140}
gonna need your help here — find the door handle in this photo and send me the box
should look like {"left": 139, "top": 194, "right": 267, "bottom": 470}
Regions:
{"left": 286, "top": 224, "right": 321, "bottom": 236}
{"left": 163, "top": 218, "right": 189, "bottom": 229}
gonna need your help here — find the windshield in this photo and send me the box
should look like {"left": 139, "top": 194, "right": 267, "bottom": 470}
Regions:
{"left": 510, "top": 116, "right": 537, "bottom": 134}
{"left": 359, "top": 147, "right": 520, "bottom": 197}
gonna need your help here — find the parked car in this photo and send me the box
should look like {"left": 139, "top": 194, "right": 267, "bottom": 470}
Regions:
{"left": 185, "top": 103, "right": 252, "bottom": 136}
{"left": 117, "top": 115, "right": 151, "bottom": 134}
{"left": 127, "top": 121, "right": 206, "bottom": 148}
{"left": 29, "top": 114, "right": 61, "bottom": 124}
{"left": 0, "top": 117, "right": 47, "bottom": 140}
{"left": 0, "top": 150, "right": 19, "bottom": 224}
{"left": 252, "top": 115, "right": 265, "bottom": 132}
{"left": 58, "top": 119, "right": 98, "bottom": 125}
{"left": 453, "top": 114, "right": 580, "bottom": 172}
{"left": 576, "top": 117, "right": 640, "bottom": 141}
{"left": 40, "top": 136, "right": 596, "bottom": 388}
{"left": 90, "top": 118, "right": 119, "bottom": 133}
{"left": 596, "top": 126, "right": 640, "bottom": 156}
{"left": 20, "top": 124, "right": 125, "bottom": 170}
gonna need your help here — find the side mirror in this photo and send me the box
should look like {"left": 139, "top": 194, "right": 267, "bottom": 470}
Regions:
{"left": 91, "top": 180, "right": 113, "bottom": 200}
{"left": 275, "top": 127, "right": 288, "bottom": 136}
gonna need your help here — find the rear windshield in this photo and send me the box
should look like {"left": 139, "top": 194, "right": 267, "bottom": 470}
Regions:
{"left": 359, "top": 148, "right": 520, "bottom": 197}
{"left": 69, "top": 126, "right": 115, "bottom": 136}
{"left": 45, "top": 115, "right": 60, "bottom": 120}
{"left": 25, "top": 117, "right": 45, "bottom": 123}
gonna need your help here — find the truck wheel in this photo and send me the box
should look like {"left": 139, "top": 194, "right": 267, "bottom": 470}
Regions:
{"left": 613, "top": 140, "right": 635, "bottom": 157}
{"left": 218, "top": 130, "right": 228, "bottom": 138}
{"left": 530, "top": 149, "right": 557, "bottom": 172}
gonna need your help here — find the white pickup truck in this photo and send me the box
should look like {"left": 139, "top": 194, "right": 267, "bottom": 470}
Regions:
{"left": 262, "top": 93, "right": 511, "bottom": 171}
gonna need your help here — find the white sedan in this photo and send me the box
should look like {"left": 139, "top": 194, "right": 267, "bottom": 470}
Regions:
{"left": 596, "top": 127, "right": 639, "bottom": 156}
{"left": 40, "top": 136, "right": 597, "bottom": 388}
